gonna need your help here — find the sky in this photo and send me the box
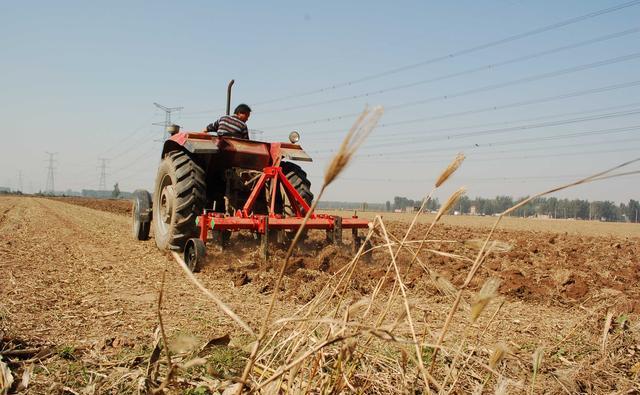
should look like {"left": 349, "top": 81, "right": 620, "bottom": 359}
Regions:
{"left": 1, "top": 0, "right": 639, "bottom": 204}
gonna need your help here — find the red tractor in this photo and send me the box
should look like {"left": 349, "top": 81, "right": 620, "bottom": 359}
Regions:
{"left": 132, "top": 81, "right": 369, "bottom": 271}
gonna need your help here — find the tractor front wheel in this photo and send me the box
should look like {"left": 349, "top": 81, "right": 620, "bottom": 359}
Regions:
{"left": 153, "top": 151, "right": 206, "bottom": 251}
{"left": 132, "top": 189, "right": 152, "bottom": 240}
{"left": 184, "top": 238, "right": 206, "bottom": 272}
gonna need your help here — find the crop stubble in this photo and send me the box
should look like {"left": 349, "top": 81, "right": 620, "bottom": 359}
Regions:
{"left": 1, "top": 195, "right": 639, "bottom": 393}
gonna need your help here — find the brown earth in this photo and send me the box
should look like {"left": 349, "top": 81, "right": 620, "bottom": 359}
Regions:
{"left": 1, "top": 196, "right": 639, "bottom": 393}
{"left": 47, "top": 196, "right": 131, "bottom": 216}
{"left": 49, "top": 196, "right": 640, "bottom": 310}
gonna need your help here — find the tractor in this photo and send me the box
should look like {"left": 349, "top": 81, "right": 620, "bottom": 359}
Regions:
{"left": 131, "top": 81, "right": 370, "bottom": 271}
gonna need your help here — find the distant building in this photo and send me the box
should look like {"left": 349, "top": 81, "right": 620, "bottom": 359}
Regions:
{"left": 470, "top": 205, "right": 477, "bottom": 216}
{"left": 82, "top": 189, "right": 110, "bottom": 198}
{"left": 80, "top": 189, "right": 132, "bottom": 199}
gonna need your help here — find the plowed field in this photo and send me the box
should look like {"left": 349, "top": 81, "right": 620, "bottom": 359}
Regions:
{"left": 1, "top": 196, "right": 639, "bottom": 393}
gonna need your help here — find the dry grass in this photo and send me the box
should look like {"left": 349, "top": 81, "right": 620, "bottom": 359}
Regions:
{"left": 2, "top": 139, "right": 639, "bottom": 393}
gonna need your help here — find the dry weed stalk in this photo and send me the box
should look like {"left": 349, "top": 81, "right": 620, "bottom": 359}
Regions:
{"left": 427, "top": 157, "right": 640, "bottom": 373}
{"left": 438, "top": 278, "right": 501, "bottom": 393}
{"left": 601, "top": 310, "right": 613, "bottom": 355}
{"left": 392, "top": 153, "right": 465, "bottom": 262}
{"left": 249, "top": 215, "right": 466, "bottom": 393}
{"left": 237, "top": 106, "right": 383, "bottom": 393}
{"left": 376, "top": 219, "right": 442, "bottom": 392}
{"left": 443, "top": 301, "right": 505, "bottom": 394}
{"left": 162, "top": 153, "right": 639, "bottom": 393}
{"left": 342, "top": 156, "right": 469, "bottom": 392}
{"left": 530, "top": 347, "right": 544, "bottom": 395}
{"left": 171, "top": 252, "right": 254, "bottom": 335}
{"left": 407, "top": 186, "right": 467, "bottom": 273}
{"left": 401, "top": 155, "right": 466, "bottom": 270}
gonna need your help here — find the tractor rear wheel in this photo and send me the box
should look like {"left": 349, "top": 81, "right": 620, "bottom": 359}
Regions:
{"left": 153, "top": 151, "right": 206, "bottom": 251}
{"left": 281, "top": 161, "right": 313, "bottom": 217}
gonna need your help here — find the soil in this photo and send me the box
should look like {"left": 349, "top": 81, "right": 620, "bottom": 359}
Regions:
{"left": 47, "top": 196, "right": 132, "bottom": 216}
{"left": 1, "top": 196, "right": 639, "bottom": 393}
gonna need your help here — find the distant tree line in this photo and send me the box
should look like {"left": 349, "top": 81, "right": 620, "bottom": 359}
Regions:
{"left": 385, "top": 195, "right": 639, "bottom": 223}
{"left": 453, "top": 196, "right": 639, "bottom": 222}
{"left": 388, "top": 196, "right": 440, "bottom": 212}
{"left": 314, "top": 196, "right": 639, "bottom": 223}
{"left": 316, "top": 201, "right": 387, "bottom": 211}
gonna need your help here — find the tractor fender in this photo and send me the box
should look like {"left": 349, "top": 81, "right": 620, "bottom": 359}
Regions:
{"left": 161, "top": 133, "right": 219, "bottom": 158}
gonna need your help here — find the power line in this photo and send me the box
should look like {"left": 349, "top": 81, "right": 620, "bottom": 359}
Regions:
{"left": 314, "top": 124, "right": 640, "bottom": 159}
{"left": 459, "top": 146, "right": 640, "bottom": 163}
{"left": 300, "top": 79, "right": 640, "bottom": 139}
{"left": 246, "top": 0, "right": 640, "bottom": 107}
{"left": 376, "top": 80, "right": 640, "bottom": 129}
{"left": 99, "top": 115, "right": 157, "bottom": 157}
{"left": 62, "top": 134, "right": 161, "bottom": 189}
{"left": 338, "top": 165, "right": 640, "bottom": 184}
{"left": 261, "top": 52, "right": 640, "bottom": 130}
{"left": 304, "top": 100, "right": 640, "bottom": 141}
{"left": 310, "top": 107, "right": 640, "bottom": 153}
{"left": 181, "top": 1, "right": 640, "bottom": 116}
{"left": 258, "top": 27, "right": 640, "bottom": 114}
{"left": 63, "top": 114, "right": 160, "bottom": 169}
{"left": 353, "top": 136, "right": 640, "bottom": 163}
{"left": 109, "top": 127, "right": 159, "bottom": 161}
{"left": 110, "top": 142, "right": 162, "bottom": 177}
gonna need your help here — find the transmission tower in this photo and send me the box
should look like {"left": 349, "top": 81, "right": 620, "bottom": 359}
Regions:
{"left": 18, "top": 171, "right": 23, "bottom": 193}
{"left": 153, "top": 102, "right": 183, "bottom": 139}
{"left": 98, "top": 158, "right": 109, "bottom": 191}
{"left": 45, "top": 152, "right": 57, "bottom": 194}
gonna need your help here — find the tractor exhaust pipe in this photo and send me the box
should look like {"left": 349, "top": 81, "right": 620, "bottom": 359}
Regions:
{"left": 226, "top": 79, "right": 235, "bottom": 115}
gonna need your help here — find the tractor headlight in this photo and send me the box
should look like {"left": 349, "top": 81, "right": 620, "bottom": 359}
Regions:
{"left": 289, "top": 131, "right": 300, "bottom": 143}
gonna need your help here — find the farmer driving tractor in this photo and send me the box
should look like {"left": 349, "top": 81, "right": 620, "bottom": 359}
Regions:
{"left": 206, "top": 103, "right": 251, "bottom": 139}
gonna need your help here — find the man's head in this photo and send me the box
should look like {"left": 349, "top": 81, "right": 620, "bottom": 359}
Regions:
{"left": 234, "top": 104, "right": 251, "bottom": 122}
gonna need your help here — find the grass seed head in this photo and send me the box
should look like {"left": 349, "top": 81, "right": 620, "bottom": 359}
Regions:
{"left": 470, "top": 277, "right": 501, "bottom": 323}
{"left": 489, "top": 343, "right": 509, "bottom": 369}
{"left": 435, "top": 153, "right": 465, "bottom": 187}
{"left": 532, "top": 347, "right": 544, "bottom": 373}
{"left": 494, "top": 378, "right": 510, "bottom": 395}
{"left": 430, "top": 271, "right": 457, "bottom": 296}
{"left": 435, "top": 187, "right": 466, "bottom": 222}
{"left": 347, "top": 298, "right": 370, "bottom": 319}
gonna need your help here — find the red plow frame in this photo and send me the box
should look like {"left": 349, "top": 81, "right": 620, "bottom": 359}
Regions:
{"left": 191, "top": 165, "right": 370, "bottom": 263}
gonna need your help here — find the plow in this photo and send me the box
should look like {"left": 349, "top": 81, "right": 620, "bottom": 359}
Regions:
{"left": 132, "top": 81, "right": 370, "bottom": 271}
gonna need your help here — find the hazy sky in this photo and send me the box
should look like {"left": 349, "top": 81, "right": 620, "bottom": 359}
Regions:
{"left": 1, "top": 1, "right": 639, "bottom": 203}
